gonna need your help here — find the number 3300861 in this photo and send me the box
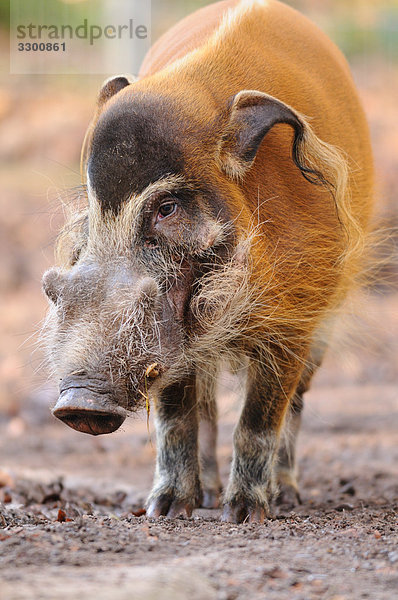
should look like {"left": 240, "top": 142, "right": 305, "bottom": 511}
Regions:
{"left": 18, "top": 42, "right": 66, "bottom": 51}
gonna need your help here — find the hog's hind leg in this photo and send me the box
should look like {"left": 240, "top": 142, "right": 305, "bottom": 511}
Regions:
{"left": 275, "top": 392, "right": 303, "bottom": 506}
{"left": 276, "top": 342, "right": 327, "bottom": 505}
{"left": 146, "top": 375, "right": 201, "bottom": 518}
{"left": 197, "top": 368, "right": 222, "bottom": 508}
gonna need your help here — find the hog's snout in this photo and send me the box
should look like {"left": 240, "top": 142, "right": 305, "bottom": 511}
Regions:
{"left": 52, "top": 376, "right": 127, "bottom": 435}
{"left": 44, "top": 261, "right": 164, "bottom": 434}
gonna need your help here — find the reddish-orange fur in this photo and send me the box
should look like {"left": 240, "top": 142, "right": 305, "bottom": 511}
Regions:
{"left": 135, "top": 0, "right": 373, "bottom": 397}
{"left": 71, "top": 0, "right": 374, "bottom": 520}
{"left": 81, "top": 0, "right": 373, "bottom": 423}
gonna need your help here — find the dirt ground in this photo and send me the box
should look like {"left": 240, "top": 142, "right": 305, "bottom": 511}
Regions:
{"left": 1, "top": 314, "right": 397, "bottom": 600}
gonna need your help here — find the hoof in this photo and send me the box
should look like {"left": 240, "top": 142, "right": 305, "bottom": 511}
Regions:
{"left": 221, "top": 501, "right": 267, "bottom": 524}
{"left": 146, "top": 493, "right": 195, "bottom": 519}
{"left": 201, "top": 489, "right": 221, "bottom": 509}
{"left": 276, "top": 470, "right": 302, "bottom": 507}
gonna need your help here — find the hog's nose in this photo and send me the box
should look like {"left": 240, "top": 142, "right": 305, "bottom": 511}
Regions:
{"left": 52, "top": 387, "right": 127, "bottom": 435}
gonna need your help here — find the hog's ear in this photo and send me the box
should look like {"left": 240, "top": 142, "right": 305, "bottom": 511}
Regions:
{"left": 217, "top": 89, "right": 330, "bottom": 186}
{"left": 97, "top": 74, "right": 136, "bottom": 109}
{"left": 42, "top": 268, "right": 67, "bottom": 304}
{"left": 80, "top": 74, "right": 136, "bottom": 179}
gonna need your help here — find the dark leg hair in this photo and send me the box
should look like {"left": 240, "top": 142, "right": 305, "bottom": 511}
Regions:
{"left": 197, "top": 369, "right": 222, "bottom": 508}
{"left": 146, "top": 375, "right": 201, "bottom": 518}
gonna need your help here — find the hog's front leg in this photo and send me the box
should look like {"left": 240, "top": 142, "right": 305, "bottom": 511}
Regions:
{"left": 146, "top": 376, "right": 201, "bottom": 518}
{"left": 221, "top": 353, "right": 303, "bottom": 524}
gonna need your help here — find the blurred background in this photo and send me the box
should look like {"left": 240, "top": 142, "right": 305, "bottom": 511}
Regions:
{"left": 0, "top": 0, "right": 397, "bottom": 431}
{"left": 0, "top": 6, "right": 397, "bottom": 595}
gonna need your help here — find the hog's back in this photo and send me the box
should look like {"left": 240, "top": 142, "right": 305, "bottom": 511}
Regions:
{"left": 139, "top": 0, "right": 373, "bottom": 231}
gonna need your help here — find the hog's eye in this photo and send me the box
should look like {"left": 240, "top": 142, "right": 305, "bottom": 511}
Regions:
{"left": 157, "top": 201, "right": 177, "bottom": 220}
